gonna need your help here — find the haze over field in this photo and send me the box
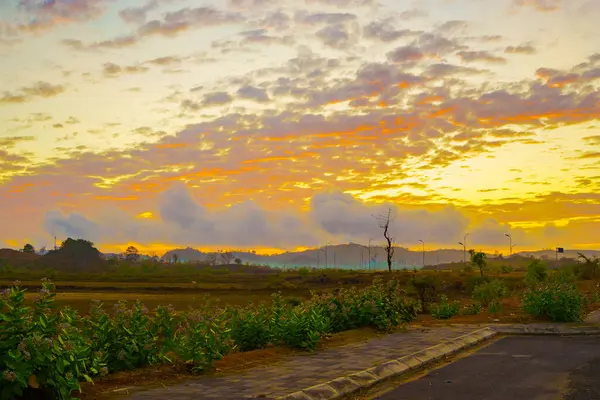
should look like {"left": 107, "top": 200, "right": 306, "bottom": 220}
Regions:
{"left": 0, "top": 0, "right": 599, "bottom": 255}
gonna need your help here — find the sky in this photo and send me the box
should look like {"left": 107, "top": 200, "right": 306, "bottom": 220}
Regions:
{"left": 0, "top": 0, "right": 599, "bottom": 256}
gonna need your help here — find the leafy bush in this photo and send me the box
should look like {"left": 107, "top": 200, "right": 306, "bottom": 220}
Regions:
{"left": 431, "top": 295, "right": 459, "bottom": 320}
{"left": 466, "top": 275, "right": 492, "bottom": 294}
{"left": 229, "top": 305, "right": 271, "bottom": 352}
{"left": 573, "top": 254, "right": 599, "bottom": 280}
{"left": 462, "top": 303, "right": 482, "bottom": 316}
{"left": 276, "top": 305, "right": 328, "bottom": 351}
{"left": 410, "top": 275, "right": 441, "bottom": 312}
{"left": 309, "top": 278, "right": 420, "bottom": 333}
{"left": 500, "top": 265, "right": 514, "bottom": 273}
{"left": 487, "top": 300, "right": 503, "bottom": 315}
{"left": 0, "top": 280, "right": 105, "bottom": 400}
{"left": 0, "top": 277, "right": 420, "bottom": 399}
{"left": 298, "top": 267, "right": 310, "bottom": 278}
{"left": 521, "top": 283, "right": 586, "bottom": 322}
{"left": 472, "top": 279, "right": 507, "bottom": 307}
{"left": 525, "top": 260, "right": 548, "bottom": 286}
{"left": 549, "top": 268, "right": 576, "bottom": 284}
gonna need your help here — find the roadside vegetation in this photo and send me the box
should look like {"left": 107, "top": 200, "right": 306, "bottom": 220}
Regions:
{"left": 0, "top": 239, "right": 599, "bottom": 399}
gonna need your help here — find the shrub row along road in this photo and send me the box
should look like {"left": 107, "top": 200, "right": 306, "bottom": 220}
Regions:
{"left": 367, "top": 336, "right": 600, "bottom": 400}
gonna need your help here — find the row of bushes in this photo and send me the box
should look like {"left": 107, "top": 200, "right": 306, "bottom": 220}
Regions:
{"left": 2, "top": 265, "right": 597, "bottom": 400}
{"left": 428, "top": 270, "right": 593, "bottom": 322}
{"left": 0, "top": 277, "right": 419, "bottom": 400}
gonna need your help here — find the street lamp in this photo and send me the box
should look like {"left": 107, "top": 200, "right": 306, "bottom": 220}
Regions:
{"left": 323, "top": 242, "right": 332, "bottom": 268}
{"left": 368, "top": 238, "right": 373, "bottom": 270}
{"left": 359, "top": 239, "right": 374, "bottom": 271}
{"left": 319, "top": 247, "right": 326, "bottom": 269}
{"left": 458, "top": 233, "right": 469, "bottom": 263}
{"left": 505, "top": 233, "right": 512, "bottom": 257}
{"left": 418, "top": 240, "right": 425, "bottom": 267}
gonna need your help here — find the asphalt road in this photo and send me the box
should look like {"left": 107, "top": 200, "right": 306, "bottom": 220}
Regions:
{"left": 373, "top": 336, "right": 600, "bottom": 400}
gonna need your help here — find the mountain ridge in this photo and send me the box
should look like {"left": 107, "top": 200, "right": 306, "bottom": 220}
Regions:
{"left": 158, "top": 243, "right": 599, "bottom": 269}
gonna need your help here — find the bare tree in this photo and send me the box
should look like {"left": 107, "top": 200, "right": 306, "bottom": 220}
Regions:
{"left": 220, "top": 251, "right": 235, "bottom": 265}
{"left": 205, "top": 252, "right": 217, "bottom": 266}
{"left": 374, "top": 208, "right": 395, "bottom": 272}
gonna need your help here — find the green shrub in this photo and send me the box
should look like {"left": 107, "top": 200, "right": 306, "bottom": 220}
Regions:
{"left": 549, "top": 268, "right": 576, "bottom": 284}
{"left": 298, "top": 267, "right": 310, "bottom": 278}
{"left": 500, "top": 265, "right": 514, "bottom": 273}
{"left": 229, "top": 305, "right": 271, "bottom": 352}
{"left": 410, "top": 275, "right": 441, "bottom": 312}
{"left": 431, "top": 295, "right": 459, "bottom": 320}
{"left": 466, "top": 275, "right": 492, "bottom": 294}
{"left": 472, "top": 279, "right": 507, "bottom": 307}
{"left": 0, "top": 277, "right": 420, "bottom": 399}
{"left": 487, "top": 300, "right": 503, "bottom": 315}
{"left": 0, "top": 280, "right": 104, "bottom": 400}
{"left": 521, "top": 283, "right": 586, "bottom": 322}
{"left": 462, "top": 303, "right": 482, "bottom": 316}
{"left": 277, "top": 306, "right": 328, "bottom": 351}
{"left": 525, "top": 260, "right": 548, "bottom": 286}
{"left": 308, "top": 278, "right": 420, "bottom": 333}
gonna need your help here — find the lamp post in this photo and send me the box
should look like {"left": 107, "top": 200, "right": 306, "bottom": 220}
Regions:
{"left": 368, "top": 238, "right": 373, "bottom": 270}
{"left": 459, "top": 233, "right": 469, "bottom": 263}
{"left": 319, "top": 247, "right": 326, "bottom": 269}
{"left": 359, "top": 239, "right": 374, "bottom": 271}
{"left": 505, "top": 233, "right": 512, "bottom": 257}
{"left": 418, "top": 240, "right": 425, "bottom": 267}
{"left": 323, "top": 242, "right": 331, "bottom": 268}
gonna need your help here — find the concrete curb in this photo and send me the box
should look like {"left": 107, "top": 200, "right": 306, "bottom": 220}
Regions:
{"left": 492, "top": 324, "right": 600, "bottom": 336}
{"left": 276, "top": 327, "right": 497, "bottom": 400}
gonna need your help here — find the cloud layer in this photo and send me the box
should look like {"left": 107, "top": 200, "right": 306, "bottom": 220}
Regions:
{"left": 0, "top": 0, "right": 599, "bottom": 252}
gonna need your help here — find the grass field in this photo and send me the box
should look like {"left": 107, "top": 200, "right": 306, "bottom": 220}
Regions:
{"left": 2, "top": 261, "right": 599, "bottom": 400}
{"left": 3, "top": 264, "right": 598, "bottom": 322}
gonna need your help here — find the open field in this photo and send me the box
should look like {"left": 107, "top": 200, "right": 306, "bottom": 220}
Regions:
{"left": 1, "top": 259, "right": 599, "bottom": 400}
{"left": 2, "top": 266, "right": 599, "bottom": 322}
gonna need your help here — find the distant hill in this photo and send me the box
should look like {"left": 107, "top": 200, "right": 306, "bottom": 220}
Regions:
{"left": 158, "top": 243, "right": 599, "bottom": 270}
{"left": 161, "top": 243, "right": 468, "bottom": 270}
{"left": 516, "top": 249, "right": 600, "bottom": 260}
{"left": 162, "top": 247, "right": 205, "bottom": 262}
{"left": 0, "top": 248, "right": 40, "bottom": 267}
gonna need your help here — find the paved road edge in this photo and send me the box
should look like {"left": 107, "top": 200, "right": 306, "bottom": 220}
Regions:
{"left": 276, "top": 327, "right": 497, "bottom": 400}
{"left": 493, "top": 324, "right": 600, "bottom": 336}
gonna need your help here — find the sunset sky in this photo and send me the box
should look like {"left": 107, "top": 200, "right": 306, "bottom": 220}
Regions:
{"left": 1, "top": 0, "right": 599, "bottom": 255}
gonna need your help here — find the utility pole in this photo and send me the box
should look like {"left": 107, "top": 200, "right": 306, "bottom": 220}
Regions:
{"left": 458, "top": 233, "right": 469, "bottom": 263}
{"left": 368, "top": 238, "right": 373, "bottom": 270}
{"left": 319, "top": 247, "right": 326, "bottom": 269}
{"left": 505, "top": 233, "right": 512, "bottom": 257}
{"left": 418, "top": 240, "right": 425, "bottom": 267}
